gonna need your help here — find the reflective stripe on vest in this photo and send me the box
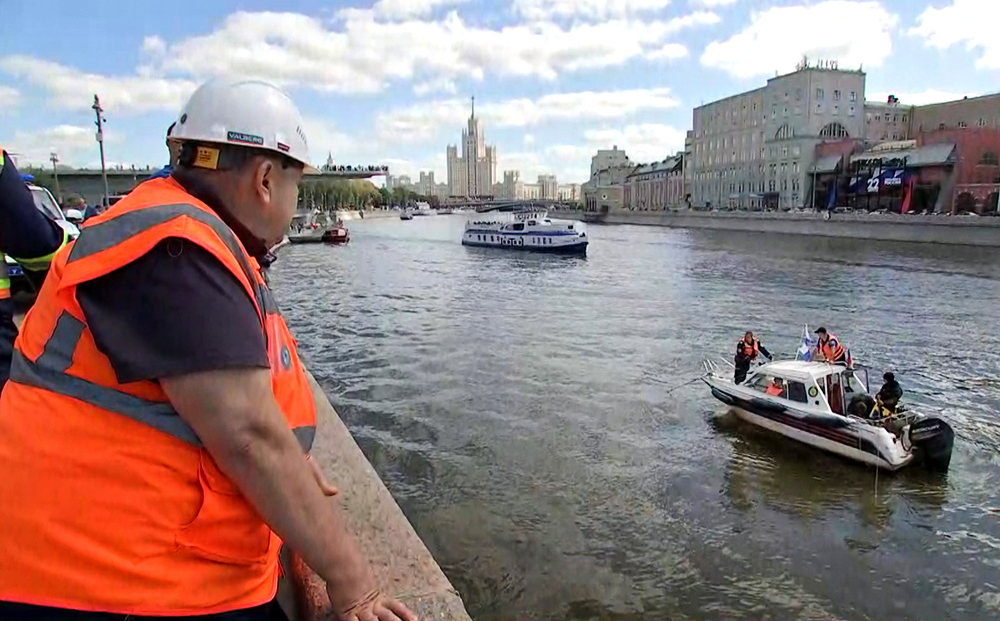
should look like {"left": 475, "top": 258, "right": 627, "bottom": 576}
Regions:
{"left": 68, "top": 203, "right": 268, "bottom": 332}
{"left": 11, "top": 310, "right": 316, "bottom": 452}
{"left": 0, "top": 259, "right": 9, "bottom": 300}
{"left": 11, "top": 228, "right": 70, "bottom": 272}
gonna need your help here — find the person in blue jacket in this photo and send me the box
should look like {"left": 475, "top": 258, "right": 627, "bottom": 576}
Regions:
{"left": 147, "top": 122, "right": 179, "bottom": 180}
{"left": 0, "top": 148, "right": 70, "bottom": 387}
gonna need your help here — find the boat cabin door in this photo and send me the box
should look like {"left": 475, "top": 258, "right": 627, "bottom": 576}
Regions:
{"left": 825, "top": 372, "right": 846, "bottom": 415}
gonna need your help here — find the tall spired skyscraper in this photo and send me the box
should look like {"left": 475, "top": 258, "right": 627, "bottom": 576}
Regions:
{"left": 447, "top": 97, "right": 497, "bottom": 197}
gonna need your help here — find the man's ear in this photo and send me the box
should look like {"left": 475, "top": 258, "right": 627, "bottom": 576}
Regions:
{"left": 253, "top": 156, "right": 276, "bottom": 205}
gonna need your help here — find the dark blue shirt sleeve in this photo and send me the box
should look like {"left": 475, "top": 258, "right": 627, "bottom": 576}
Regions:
{"left": 77, "top": 238, "right": 269, "bottom": 384}
{"left": 0, "top": 150, "right": 65, "bottom": 260}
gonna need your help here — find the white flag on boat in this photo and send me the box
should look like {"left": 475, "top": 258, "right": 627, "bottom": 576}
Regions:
{"left": 796, "top": 324, "right": 815, "bottom": 361}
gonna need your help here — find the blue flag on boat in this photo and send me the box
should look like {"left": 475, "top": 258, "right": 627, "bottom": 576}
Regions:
{"left": 796, "top": 325, "right": 815, "bottom": 361}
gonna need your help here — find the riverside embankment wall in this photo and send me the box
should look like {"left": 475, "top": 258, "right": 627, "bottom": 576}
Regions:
{"left": 10, "top": 313, "right": 470, "bottom": 621}
{"left": 556, "top": 209, "right": 1000, "bottom": 247}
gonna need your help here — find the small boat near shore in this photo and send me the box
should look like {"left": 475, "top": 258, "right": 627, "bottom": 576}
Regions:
{"left": 462, "top": 204, "right": 588, "bottom": 255}
{"left": 702, "top": 359, "right": 954, "bottom": 471}
{"left": 321, "top": 223, "right": 350, "bottom": 244}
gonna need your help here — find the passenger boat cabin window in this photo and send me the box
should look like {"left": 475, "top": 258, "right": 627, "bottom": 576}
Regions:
{"left": 567, "top": 224, "right": 574, "bottom": 230}
{"left": 826, "top": 373, "right": 845, "bottom": 415}
{"left": 786, "top": 381, "right": 808, "bottom": 404}
{"left": 512, "top": 223, "right": 525, "bottom": 231}
{"left": 528, "top": 220, "right": 537, "bottom": 226}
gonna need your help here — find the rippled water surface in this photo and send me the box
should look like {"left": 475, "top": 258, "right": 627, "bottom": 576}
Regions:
{"left": 270, "top": 215, "right": 1000, "bottom": 620}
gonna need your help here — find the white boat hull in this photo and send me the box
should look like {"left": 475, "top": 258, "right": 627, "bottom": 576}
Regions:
{"left": 729, "top": 404, "right": 912, "bottom": 471}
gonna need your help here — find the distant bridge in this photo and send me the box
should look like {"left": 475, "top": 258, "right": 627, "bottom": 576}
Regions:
{"left": 46, "top": 165, "right": 391, "bottom": 206}
{"left": 440, "top": 197, "right": 579, "bottom": 210}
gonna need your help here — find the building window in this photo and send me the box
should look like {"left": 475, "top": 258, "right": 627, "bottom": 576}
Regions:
{"left": 850, "top": 91, "right": 857, "bottom": 101}
{"left": 978, "top": 118, "right": 987, "bottom": 127}
{"left": 833, "top": 105, "right": 839, "bottom": 115}
{"left": 849, "top": 106, "right": 856, "bottom": 116}
{"left": 792, "top": 161, "right": 799, "bottom": 174}
{"left": 782, "top": 146, "right": 788, "bottom": 157}
{"left": 816, "top": 88, "right": 824, "bottom": 100}
{"left": 819, "top": 122, "right": 850, "bottom": 138}
{"left": 833, "top": 90, "right": 841, "bottom": 101}
{"left": 939, "top": 123, "right": 946, "bottom": 130}
{"left": 875, "top": 115, "right": 881, "bottom": 122}
{"left": 795, "top": 88, "right": 802, "bottom": 101}
{"left": 783, "top": 106, "right": 789, "bottom": 116}
{"left": 781, "top": 179, "right": 788, "bottom": 191}
{"left": 980, "top": 152, "right": 999, "bottom": 166}
{"left": 958, "top": 121, "right": 968, "bottom": 129}
{"left": 816, "top": 102, "right": 823, "bottom": 113}
{"left": 769, "top": 180, "right": 776, "bottom": 192}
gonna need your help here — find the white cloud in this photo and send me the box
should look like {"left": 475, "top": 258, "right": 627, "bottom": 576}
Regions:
{"left": 147, "top": 9, "right": 715, "bottom": 93}
{"left": 3, "top": 125, "right": 118, "bottom": 167}
{"left": 583, "top": 123, "right": 686, "bottom": 162}
{"left": 513, "top": 0, "right": 673, "bottom": 21}
{"left": 0, "top": 56, "right": 196, "bottom": 113}
{"left": 413, "top": 76, "right": 458, "bottom": 97}
{"left": 142, "top": 35, "right": 167, "bottom": 56}
{"left": 691, "top": 0, "right": 736, "bottom": 7}
{"left": 701, "top": 1, "right": 897, "bottom": 78}
{"left": 649, "top": 43, "right": 688, "bottom": 60}
{"left": 868, "top": 90, "right": 974, "bottom": 106}
{"left": 369, "top": 0, "right": 470, "bottom": 19}
{"left": 910, "top": 0, "right": 1000, "bottom": 70}
{"left": 378, "top": 87, "right": 680, "bottom": 144}
{"left": 0, "top": 85, "right": 20, "bottom": 108}
{"left": 301, "top": 116, "right": 356, "bottom": 165}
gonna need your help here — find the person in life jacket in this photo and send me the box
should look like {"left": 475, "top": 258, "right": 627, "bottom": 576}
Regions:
{"left": 734, "top": 330, "right": 772, "bottom": 384}
{"left": 814, "top": 327, "right": 847, "bottom": 364}
{"left": 0, "top": 147, "right": 71, "bottom": 387}
{"left": 0, "top": 78, "right": 415, "bottom": 621}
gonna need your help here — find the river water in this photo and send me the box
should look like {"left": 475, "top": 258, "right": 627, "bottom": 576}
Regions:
{"left": 269, "top": 215, "right": 1000, "bottom": 621}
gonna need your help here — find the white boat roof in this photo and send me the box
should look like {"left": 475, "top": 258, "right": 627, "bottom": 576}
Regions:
{"left": 755, "top": 360, "right": 845, "bottom": 382}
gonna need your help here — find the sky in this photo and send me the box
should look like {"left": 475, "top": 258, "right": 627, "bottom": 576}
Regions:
{"left": 0, "top": 0, "right": 996, "bottom": 184}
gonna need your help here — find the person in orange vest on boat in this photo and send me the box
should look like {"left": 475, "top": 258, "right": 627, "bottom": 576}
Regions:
{"left": 0, "top": 78, "right": 415, "bottom": 621}
{"left": 765, "top": 377, "right": 785, "bottom": 396}
{"left": 734, "top": 330, "right": 772, "bottom": 384}
{"left": 814, "top": 327, "right": 847, "bottom": 364}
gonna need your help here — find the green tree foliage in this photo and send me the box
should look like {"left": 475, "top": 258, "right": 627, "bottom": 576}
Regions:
{"left": 298, "top": 176, "right": 438, "bottom": 211}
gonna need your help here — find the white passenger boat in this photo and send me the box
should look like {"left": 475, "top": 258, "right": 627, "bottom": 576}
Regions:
{"left": 413, "top": 201, "right": 434, "bottom": 216}
{"left": 462, "top": 204, "right": 588, "bottom": 255}
{"left": 703, "top": 359, "right": 954, "bottom": 471}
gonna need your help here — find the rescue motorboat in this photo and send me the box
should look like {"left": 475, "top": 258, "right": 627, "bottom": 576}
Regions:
{"left": 702, "top": 359, "right": 954, "bottom": 472}
{"left": 321, "top": 225, "right": 350, "bottom": 244}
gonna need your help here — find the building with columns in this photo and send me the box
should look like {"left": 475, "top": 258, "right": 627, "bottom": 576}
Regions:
{"left": 447, "top": 98, "right": 497, "bottom": 198}
{"left": 689, "top": 59, "right": 866, "bottom": 210}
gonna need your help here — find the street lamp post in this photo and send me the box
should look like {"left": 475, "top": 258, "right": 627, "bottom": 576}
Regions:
{"left": 49, "top": 152, "right": 62, "bottom": 203}
{"left": 92, "top": 94, "right": 110, "bottom": 209}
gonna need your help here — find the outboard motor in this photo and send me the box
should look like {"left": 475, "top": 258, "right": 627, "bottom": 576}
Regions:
{"left": 909, "top": 418, "right": 955, "bottom": 472}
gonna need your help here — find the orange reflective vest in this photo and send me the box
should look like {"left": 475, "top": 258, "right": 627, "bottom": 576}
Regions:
{"left": 0, "top": 177, "right": 317, "bottom": 615}
{"left": 819, "top": 334, "right": 846, "bottom": 362}
{"left": 739, "top": 338, "right": 760, "bottom": 360}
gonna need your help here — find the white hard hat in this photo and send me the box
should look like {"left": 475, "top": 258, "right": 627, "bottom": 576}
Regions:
{"left": 170, "top": 77, "right": 317, "bottom": 172}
